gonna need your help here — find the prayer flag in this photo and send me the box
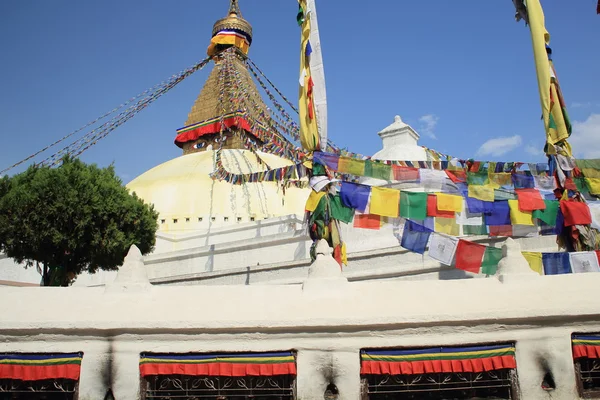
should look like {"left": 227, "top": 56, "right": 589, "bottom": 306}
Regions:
{"left": 585, "top": 178, "right": 600, "bottom": 195}
{"left": 456, "top": 202, "right": 483, "bottom": 226}
{"left": 445, "top": 170, "right": 466, "bottom": 183}
{"left": 560, "top": 200, "right": 592, "bottom": 226}
{"left": 427, "top": 195, "right": 454, "bottom": 218}
{"left": 365, "top": 161, "right": 392, "bottom": 180}
{"left": 481, "top": 247, "right": 503, "bottom": 275}
{"left": 353, "top": 213, "right": 381, "bottom": 230}
{"left": 399, "top": 191, "right": 428, "bottom": 220}
{"left": 463, "top": 223, "right": 488, "bottom": 236}
{"left": 436, "top": 193, "right": 463, "bottom": 212}
{"left": 401, "top": 220, "right": 431, "bottom": 254}
{"left": 329, "top": 195, "right": 354, "bottom": 224}
{"left": 516, "top": 188, "right": 546, "bottom": 211}
{"left": 533, "top": 200, "right": 559, "bottom": 225}
{"left": 467, "top": 172, "right": 489, "bottom": 185}
{"left": 338, "top": 157, "right": 365, "bottom": 176}
{"left": 466, "top": 198, "right": 493, "bottom": 214}
{"left": 522, "top": 251, "right": 543, "bottom": 275}
{"left": 370, "top": 187, "right": 400, "bottom": 218}
{"left": 419, "top": 169, "right": 448, "bottom": 191}
{"left": 468, "top": 185, "right": 495, "bottom": 202}
{"left": 489, "top": 172, "right": 512, "bottom": 187}
{"left": 588, "top": 202, "right": 600, "bottom": 231}
{"left": 569, "top": 252, "right": 600, "bottom": 273}
{"left": 340, "top": 182, "right": 370, "bottom": 212}
{"left": 428, "top": 234, "right": 459, "bottom": 266}
{"left": 489, "top": 225, "right": 513, "bottom": 237}
{"left": 393, "top": 166, "right": 419, "bottom": 181}
{"left": 542, "top": 252, "right": 572, "bottom": 275}
{"left": 313, "top": 152, "right": 339, "bottom": 171}
{"left": 406, "top": 220, "right": 432, "bottom": 232}
{"left": 435, "top": 217, "right": 460, "bottom": 236}
{"left": 305, "top": 191, "right": 326, "bottom": 212}
{"left": 485, "top": 201, "right": 511, "bottom": 226}
{"left": 508, "top": 200, "right": 535, "bottom": 226}
{"left": 455, "top": 240, "right": 486, "bottom": 273}
{"left": 512, "top": 172, "right": 535, "bottom": 189}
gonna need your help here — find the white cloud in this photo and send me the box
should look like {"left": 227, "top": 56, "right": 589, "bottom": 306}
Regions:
{"left": 571, "top": 113, "right": 600, "bottom": 159}
{"left": 572, "top": 102, "right": 593, "bottom": 109}
{"left": 476, "top": 135, "right": 522, "bottom": 157}
{"left": 418, "top": 114, "right": 439, "bottom": 139}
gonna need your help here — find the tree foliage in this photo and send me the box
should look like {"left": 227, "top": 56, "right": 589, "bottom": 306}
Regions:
{"left": 0, "top": 157, "right": 158, "bottom": 286}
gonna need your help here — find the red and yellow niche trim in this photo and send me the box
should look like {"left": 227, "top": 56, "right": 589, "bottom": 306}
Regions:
{"left": 572, "top": 335, "right": 600, "bottom": 359}
{"left": 361, "top": 344, "right": 517, "bottom": 375}
{"left": 140, "top": 352, "right": 297, "bottom": 377}
{"left": 0, "top": 353, "right": 83, "bottom": 381}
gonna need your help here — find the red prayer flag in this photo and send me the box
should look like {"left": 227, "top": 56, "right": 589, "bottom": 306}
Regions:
{"left": 427, "top": 195, "right": 454, "bottom": 218}
{"left": 445, "top": 170, "right": 466, "bottom": 183}
{"left": 489, "top": 225, "right": 513, "bottom": 237}
{"left": 393, "top": 166, "right": 419, "bottom": 181}
{"left": 515, "top": 189, "right": 546, "bottom": 211}
{"left": 353, "top": 214, "right": 381, "bottom": 230}
{"left": 455, "top": 240, "right": 486, "bottom": 273}
{"left": 560, "top": 200, "right": 592, "bottom": 226}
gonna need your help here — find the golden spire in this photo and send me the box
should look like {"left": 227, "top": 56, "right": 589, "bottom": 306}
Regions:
{"left": 228, "top": 0, "right": 242, "bottom": 17}
{"left": 212, "top": 0, "right": 253, "bottom": 42}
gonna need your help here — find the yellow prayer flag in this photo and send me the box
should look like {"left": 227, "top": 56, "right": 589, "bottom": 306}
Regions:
{"left": 468, "top": 185, "right": 495, "bottom": 202}
{"left": 298, "top": 0, "right": 319, "bottom": 152}
{"left": 508, "top": 200, "right": 534, "bottom": 226}
{"left": 582, "top": 169, "right": 600, "bottom": 179}
{"left": 435, "top": 217, "right": 460, "bottom": 236}
{"left": 370, "top": 187, "right": 400, "bottom": 218}
{"left": 337, "top": 157, "right": 365, "bottom": 176}
{"left": 489, "top": 173, "right": 512, "bottom": 187}
{"left": 586, "top": 178, "right": 600, "bottom": 195}
{"left": 305, "top": 191, "right": 326, "bottom": 212}
{"left": 525, "top": 0, "right": 570, "bottom": 150}
{"left": 436, "top": 193, "right": 463, "bottom": 212}
{"left": 522, "top": 251, "right": 543, "bottom": 275}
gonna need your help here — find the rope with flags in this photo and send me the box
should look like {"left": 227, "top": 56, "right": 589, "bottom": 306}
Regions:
{"left": 1, "top": 57, "right": 212, "bottom": 173}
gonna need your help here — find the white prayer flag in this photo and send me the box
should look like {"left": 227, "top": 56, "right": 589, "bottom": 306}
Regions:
{"left": 456, "top": 202, "right": 483, "bottom": 226}
{"left": 428, "top": 234, "right": 459, "bottom": 266}
{"left": 569, "top": 252, "right": 600, "bottom": 274}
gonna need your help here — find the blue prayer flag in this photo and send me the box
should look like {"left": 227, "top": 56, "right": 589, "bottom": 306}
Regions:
{"left": 484, "top": 201, "right": 511, "bottom": 226}
{"left": 542, "top": 252, "right": 572, "bottom": 275}
{"left": 466, "top": 198, "right": 493, "bottom": 214}
{"left": 305, "top": 41, "right": 313, "bottom": 57}
{"left": 313, "top": 152, "right": 339, "bottom": 171}
{"left": 401, "top": 221, "right": 431, "bottom": 254}
{"left": 340, "top": 182, "right": 370, "bottom": 212}
{"left": 512, "top": 172, "right": 535, "bottom": 189}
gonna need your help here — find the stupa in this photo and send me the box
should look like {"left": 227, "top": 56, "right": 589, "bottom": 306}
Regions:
{"left": 126, "top": 0, "right": 310, "bottom": 234}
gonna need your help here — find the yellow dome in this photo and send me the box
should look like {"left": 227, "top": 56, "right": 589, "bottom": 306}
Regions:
{"left": 126, "top": 150, "right": 310, "bottom": 233}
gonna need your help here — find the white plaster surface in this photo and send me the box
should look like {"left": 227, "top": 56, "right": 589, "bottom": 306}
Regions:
{"left": 0, "top": 249, "right": 599, "bottom": 399}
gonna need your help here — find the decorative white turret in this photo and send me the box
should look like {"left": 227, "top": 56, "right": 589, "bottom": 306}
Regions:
{"left": 371, "top": 115, "right": 428, "bottom": 161}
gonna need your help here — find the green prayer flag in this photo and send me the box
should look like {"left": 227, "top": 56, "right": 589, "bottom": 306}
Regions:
{"left": 494, "top": 189, "right": 517, "bottom": 201}
{"left": 297, "top": 5, "right": 305, "bottom": 26}
{"left": 575, "top": 177, "right": 589, "bottom": 194}
{"left": 364, "top": 161, "right": 392, "bottom": 181}
{"left": 329, "top": 195, "right": 354, "bottom": 224}
{"left": 309, "top": 195, "right": 327, "bottom": 225}
{"left": 481, "top": 247, "right": 502, "bottom": 275}
{"left": 463, "top": 223, "right": 488, "bottom": 236}
{"left": 467, "top": 171, "right": 489, "bottom": 186}
{"left": 532, "top": 200, "right": 559, "bottom": 225}
{"left": 399, "top": 191, "right": 427, "bottom": 220}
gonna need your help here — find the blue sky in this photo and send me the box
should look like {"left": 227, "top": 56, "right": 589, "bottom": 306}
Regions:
{"left": 1, "top": 1, "right": 599, "bottom": 182}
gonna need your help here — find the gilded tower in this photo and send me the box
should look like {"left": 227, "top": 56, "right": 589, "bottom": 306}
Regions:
{"left": 175, "top": 0, "right": 272, "bottom": 155}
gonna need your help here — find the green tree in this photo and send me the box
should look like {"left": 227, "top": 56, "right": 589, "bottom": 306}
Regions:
{"left": 0, "top": 157, "right": 158, "bottom": 286}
